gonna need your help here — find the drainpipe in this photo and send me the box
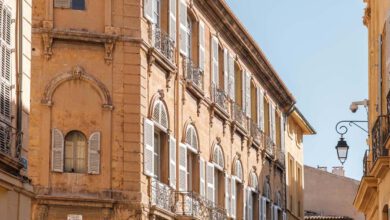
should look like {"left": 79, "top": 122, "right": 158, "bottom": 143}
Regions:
{"left": 16, "top": 0, "right": 23, "bottom": 159}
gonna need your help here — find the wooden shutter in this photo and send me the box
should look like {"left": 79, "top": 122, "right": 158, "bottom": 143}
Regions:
{"left": 143, "top": 0, "right": 153, "bottom": 22}
{"left": 169, "top": 0, "right": 177, "bottom": 42}
{"left": 257, "top": 88, "right": 261, "bottom": 128}
{"left": 179, "top": 0, "right": 188, "bottom": 55}
{"left": 246, "top": 72, "right": 251, "bottom": 117}
{"left": 243, "top": 187, "right": 246, "bottom": 220}
{"left": 211, "top": 36, "right": 219, "bottom": 86}
{"left": 231, "top": 177, "right": 236, "bottom": 218}
{"left": 224, "top": 49, "right": 229, "bottom": 94}
{"left": 258, "top": 197, "right": 262, "bottom": 220}
{"left": 229, "top": 54, "right": 235, "bottom": 100}
{"left": 242, "top": 70, "right": 246, "bottom": 111}
{"left": 270, "top": 204, "right": 274, "bottom": 220}
{"left": 248, "top": 190, "right": 253, "bottom": 220}
{"left": 179, "top": 143, "right": 187, "bottom": 191}
{"left": 281, "top": 115, "right": 285, "bottom": 153}
{"left": 199, "top": 21, "right": 205, "bottom": 71}
{"left": 52, "top": 128, "right": 64, "bottom": 172}
{"left": 259, "top": 90, "right": 264, "bottom": 131}
{"left": 379, "top": 35, "right": 383, "bottom": 114}
{"left": 200, "top": 157, "right": 206, "bottom": 197}
{"left": 225, "top": 174, "right": 231, "bottom": 216}
{"left": 144, "top": 118, "right": 154, "bottom": 176}
{"left": 272, "top": 106, "right": 276, "bottom": 142}
{"left": 262, "top": 197, "right": 267, "bottom": 220}
{"left": 206, "top": 162, "right": 215, "bottom": 202}
{"left": 283, "top": 212, "right": 286, "bottom": 220}
{"left": 273, "top": 206, "right": 278, "bottom": 220}
{"left": 88, "top": 132, "right": 101, "bottom": 174}
{"left": 386, "top": 17, "right": 390, "bottom": 93}
{"left": 169, "top": 136, "right": 177, "bottom": 189}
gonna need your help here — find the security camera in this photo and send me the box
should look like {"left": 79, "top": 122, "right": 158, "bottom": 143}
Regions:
{"left": 349, "top": 99, "right": 368, "bottom": 113}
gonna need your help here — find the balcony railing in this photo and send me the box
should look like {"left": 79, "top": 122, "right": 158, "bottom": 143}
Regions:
{"left": 149, "top": 24, "right": 175, "bottom": 63}
{"left": 264, "top": 135, "right": 274, "bottom": 156}
{"left": 211, "top": 83, "right": 227, "bottom": 110}
{"left": 184, "top": 59, "right": 203, "bottom": 90}
{"left": 371, "top": 115, "right": 390, "bottom": 164}
{"left": 232, "top": 102, "right": 246, "bottom": 128}
{"left": 149, "top": 178, "right": 175, "bottom": 213}
{"left": 0, "top": 119, "right": 23, "bottom": 159}
{"left": 250, "top": 119, "right": 262, "bottom": 144}
{"left": 277, "top": 149, "right": 285, "bottom": 166}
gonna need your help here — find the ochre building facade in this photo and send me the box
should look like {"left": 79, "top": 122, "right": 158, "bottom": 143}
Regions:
{"left": 354, "top": 0, "right": 390, "bottom": 219}
{"left": 30, "top": 0, "right": 313, "bottom": 219}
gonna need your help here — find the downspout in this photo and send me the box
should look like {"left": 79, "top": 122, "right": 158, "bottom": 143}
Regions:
{"left": 16, "top": 0, "right": 23, "bottom": 159}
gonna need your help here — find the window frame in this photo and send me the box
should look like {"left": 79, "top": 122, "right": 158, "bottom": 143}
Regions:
{"left": 64, "top": 130, "right": 88, "bottom": 173}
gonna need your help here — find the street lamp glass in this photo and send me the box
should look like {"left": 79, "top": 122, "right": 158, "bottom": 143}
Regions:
{"left": 336, "top": 137, "right": 349, "bottom": 165}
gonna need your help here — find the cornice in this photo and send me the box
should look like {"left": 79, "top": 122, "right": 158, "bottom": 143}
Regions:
{"left": 196, "top": 0, "right": 296, "bottom": 111}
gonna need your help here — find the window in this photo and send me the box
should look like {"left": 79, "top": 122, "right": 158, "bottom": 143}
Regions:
{"left": 184, "top": 124, "right": 199, "bottom": 192}
{"left": 64, "top": 131, "right": 87, "bottom": 173}
{"left": 212, "top": 144, "right": 225, "bottom": 207}
{"left": 185, "top": 17, "right": 192, "bottom": 59}
{"left": 247, "top": 171, "right": 259, "bottom": 220}
{"left": 297, "top": 164, "right": 302, "bottom": 217}
{"left": 54, "top": 0, "right": 86, "bottom": 10}
{"left": 235, "top": 63, "right": 243, "bottom": 108}
{"left": 276, "top": 113, "right": 281, "bottom": 148}
{"left": 288, "top": 156, "right": 294, "bottom": 211}
{"left": 230, "top": 159, "right": 243, "bottom": 218}
{"left": 251, "top": 81, "right": 257, "bottom": 121}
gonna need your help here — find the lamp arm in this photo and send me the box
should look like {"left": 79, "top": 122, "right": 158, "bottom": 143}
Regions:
{"left": 335, "top": 120, "right": 368, "bottom": 137}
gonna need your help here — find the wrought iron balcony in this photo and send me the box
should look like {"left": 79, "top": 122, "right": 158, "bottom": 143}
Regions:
{"left": 149, "top": 178, "right": 175, "bottom": 213}
{"left": 277, "top": 149, "right": 285, "bottom": 167}
{"left": 250, "top": 119, "right": 262, "bottom": 144}
{"left": 211, "top": 83, "right": 227, "bottom": 110}
{"left": 371, "top": 115, "right": 390, "bottom": 165}
{"left": 232, "top": 102, "right": 246, "bottom": 128}
{"left": 264, "top": 135, "right": 274, "bottom": 157}
{"left": 175, "top": 191, "right": 227, "bottom": 220}
{"left": 184, "top": 59, "right": 203, "bottom": 91}
{"left": 149, "top": 24, "right": 175, "bottom": 63}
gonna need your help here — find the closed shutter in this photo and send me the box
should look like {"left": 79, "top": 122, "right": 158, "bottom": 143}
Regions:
{"left": 257, "top": 88, "right": 261, "bottom": 129}
{"left": 259, "top": 90, "right": 264, "bottom": 131}
{"left": 169, "top": 0, "right": 176, "bottom": 42}
{"left": 270, "top": 204, "right": 274, "bottom": 220}
{"left": 379, "top": 35, "right": 383, "bottom": 114}
{"left": 281, "top": 115, "right": 285, "bottom": 153}
{"left": 248, "top": 190, "right": 253, "bottom": 220}
{"left": 272, "top": 106, "right": 276, "bottom": 142}
{"left": 245, "top": 71, "right": 251, "bottom": 117}
{"left": 242, "top": 70, "right": 246, "bottom": 111}
{"left": 211, "top": 36, "right": 219, "bottom": 86}
{"left": 229, "top": 54, "right": 235, "bottom": 100}
{"left": 262, "top": 197, "right": 267, "bottom": 220}
{"left": 199, "top": 21, "right": 205, "bottom": 71}
{"left": 283, "top": 211, "right": 286, "bottom": 220}
{"left": 231, "top": 177, "right": 236, "bottom": 218}
{"left": 179, "top": 143, "right": 187, "bottom": 191}
{"left": 206, "top": 162, "right": 215, "bottom": 202}
{"left": 0, "top": 6, "right": 11, "bottom": 122}
{"left": 144, "top": 118, "right": 154, "bottom": 176}
{"left": 143, "top": 0, "right": 153, "bottom": 22}
{"left": 243, "top": 187, "right": 246, "bottom": 220}
{"left": 386, "top": 17, "right": 390, "bottom": 93}
{"left": 179, "top": 0, "right": 188, "bottom": 55}
{"left": 52, "top": 128, "right": 64, "bottom": 172}
{"left": 273, "top": 206, "right": 278, "bottom": 220}
{"left": 224, "top": 48, "right": 229, "bottom": 94}
{"left": 88, "top": 132, "right": 101, "bottom": 174}
{"left": 200, "top": 157, "right": 206, "bottom": 197}
{"left": 169, "top": 136, "right": 177, "bottom": 189}
{"left": 225, "top": 175, "right": 231, "bottom": 216}
{"left": 259, "top": 197, "right": 262, "bottom": 220}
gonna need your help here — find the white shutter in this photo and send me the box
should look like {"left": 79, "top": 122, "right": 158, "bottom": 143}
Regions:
{"left": 144, "top": 118, "right": 154, "bottom": 176}
{"left": 199, "top": 21, "right": 205, "bottom": 71}
{"left": 169, "top": 136, "right": 177, "bottom": 189}
{"left": 386, "top": 17, "right": 390, "bottom": 93}
{"left": 206, "top": 162, "right": 215, "bottom": 203}
{"left": 200, "top": 157, "right": 206, "bottom": 197}
{"left": 272, "top": 106, "right": 276, "bottom": 142}
{"left": 231, "top": 177, "right": 237, "bottom": 218}
{"left": 259, "top": 197, "right": 262, "bottom": 220}
{"left": 270, "top": 204, "right": 274, "bottom": 220}
{"left": 143, "top": 0, "right": 153, "bottom": 22}
{"left": 179, "top": 0, "right": 188, "bottom": 55}
{"left": 260, "top": 91, "right": 265, "bottom": 131}
{"left": 242, "top": 70, "right": 246, "bottom": 111}
{"left": 281, "top": 115, "right": 285, "bottom": 153}
{"left": 211, "top": 36, "right": 219, "bottom": 86}
{"left": 262, "top": 197, "right": 267, "bottom": 220}
{"left": 283, "top": 212, "right": 286, "bottom": 220}
{"left": 248, "top": 191, "right": 253, "bottom": 220}
{"left": 179, "top": 143, "right": 187, "bottom": 191}
{"left": 379, "top": 35, "right": 383, "bottom": 114}
{"left": 88, "top": 132, "right": 101, "bottom": 174}
{"left": 257, "top": 87, "right": 261, "bottom": 128}
{"left": 225, "top": 175, "right": 231, "bottom": 216}
{"left": 273, "top": 206, "right": 278, "bottom": 220}
{"left": 246, "top": 72, "right": 251, "bottom": 117}
{"left": 169, "top": 0, "right": 177, "bottom": 42}
{"left": 51, "top": 128, "right": 64, "bottom": 172}
{"left": 243, "top": 187, "right": 246, "bottom": 220}
{"left": 229, "top": 54, "right": 235, "bottom": 100}
{"left": 224, "top": 49, "right": 229, "bottom": 94}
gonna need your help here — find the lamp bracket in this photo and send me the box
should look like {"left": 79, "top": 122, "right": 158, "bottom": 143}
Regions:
{"left": 335, "top": 120, "right": 368, "bottom": 136}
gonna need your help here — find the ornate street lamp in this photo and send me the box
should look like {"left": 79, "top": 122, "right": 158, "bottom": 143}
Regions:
{"left": 334, "top": 120, "right": 367, "bottom": 165}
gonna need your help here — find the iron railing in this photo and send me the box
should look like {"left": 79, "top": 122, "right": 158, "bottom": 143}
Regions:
{"left": 277, "top": 149, "right": 285, "bottom": 166}
{"left": 184, "top": 59, "right": 203, "bottom": 90}
{"left": 264, "top": 135, "right": 274, "bottom": 156}
{"left": 232, "top": 102, "right": 246, "bottom": 128}
{"left": 149, "top": 178, "right": 176, "bottom": 213}
{"left": 0, "top": 119, "right": 22, "bottom": 159}
{"left": 371, "top": 115, "right": 390, "bottom": 164}
{"left": 149, "top": 24, "right": 175, "bottom": 63}
{"left": 211, "top": 83, "right": 227, "bottom": 110}
{"left": 250, "top": 119, "right": 262, "bottom": 144}
{"left": 175, "top": 191, "right": 226, "bottom": 219}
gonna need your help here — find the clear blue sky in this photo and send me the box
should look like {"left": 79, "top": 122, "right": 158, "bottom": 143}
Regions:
{"left": 226, "top": 0, "right": 368, "bottom": 180}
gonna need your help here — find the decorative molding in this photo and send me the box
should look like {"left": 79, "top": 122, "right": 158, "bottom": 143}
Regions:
{"left": 363, "top": 7, "right": 371, "bottom": 27}
{"left": 41, "top": 65, "right": 113, "bottom": 110}
{"left": 42, "top": 32, "right": 53, "bottom": 60}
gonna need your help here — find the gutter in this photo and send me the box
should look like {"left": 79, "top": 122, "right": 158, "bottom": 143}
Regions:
{"left": 16, "top": 0, "right": 23, "bottom": 158}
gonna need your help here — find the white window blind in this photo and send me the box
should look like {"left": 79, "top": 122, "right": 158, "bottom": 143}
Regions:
{"left": 169, "top": 0, "right": 176, "bottom": 42}
{"left": 211, "top": 36, "right": 219, "bottom": 86}
{"left": 144, "top": 118, "right": 154, "bottom": 176}
{"left": 231, "top": 177, "right": 236, "bottom": 218}
{"left": 228, "top": 53, "right": 235, "bottom": 100}
{"left": 179, "top": 0, "right": 188, "bottom": 55}
{"left": 225, "top": 175, "right": 231, "bottom": 216}
{"left": 224, "top": 48, "right": 229, "bottom": 94}
{"left": 199, "top": 21, "right": 205, "bottom": 71}
{"left": 261, "top": 197, "right": 267, "bottom": 220}
{"left": 206, "top": 162, "right": 215, "bottom": 202}
{"left": 281, "top": 115, "right": 285, "bottom": 152}
{"left": 200, "top": 157, "right": 206, "bottom": 197}
{"left": 52, "top": 128, "right": 64, "bottom": 172}
{"left": 245, "top": 71, "right": 251, "bottom": 117}
{"left": 169, "top": 136, "right": 177, "bottom": 189}
{"left": 179, "top": 143, "right": 187, "bottom": 191}
{"left": 88, "top": 132, "right": 101, "bottom": 174}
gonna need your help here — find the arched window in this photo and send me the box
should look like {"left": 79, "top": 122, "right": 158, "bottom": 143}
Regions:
{"left": 185, "top": 124, "right": 198, "bottom": 151}
{"left": 234, "top": 159, "right": 243, "bottom": 182}
{"left": 152, "top": 100, "right": 169, "bottom": 130}
{"left": 212, "top": 144, "right": 224, "bottom": 170}
{"left": 64, "top": 131, "right": 87, "bottom": 173}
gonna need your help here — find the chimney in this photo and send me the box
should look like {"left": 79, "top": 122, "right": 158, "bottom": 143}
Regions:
{"left": 317, "top": 166, "right": 327, "bottom": 172}
{"left": 332, "top": 166, "right": 345, "bottom": 177}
